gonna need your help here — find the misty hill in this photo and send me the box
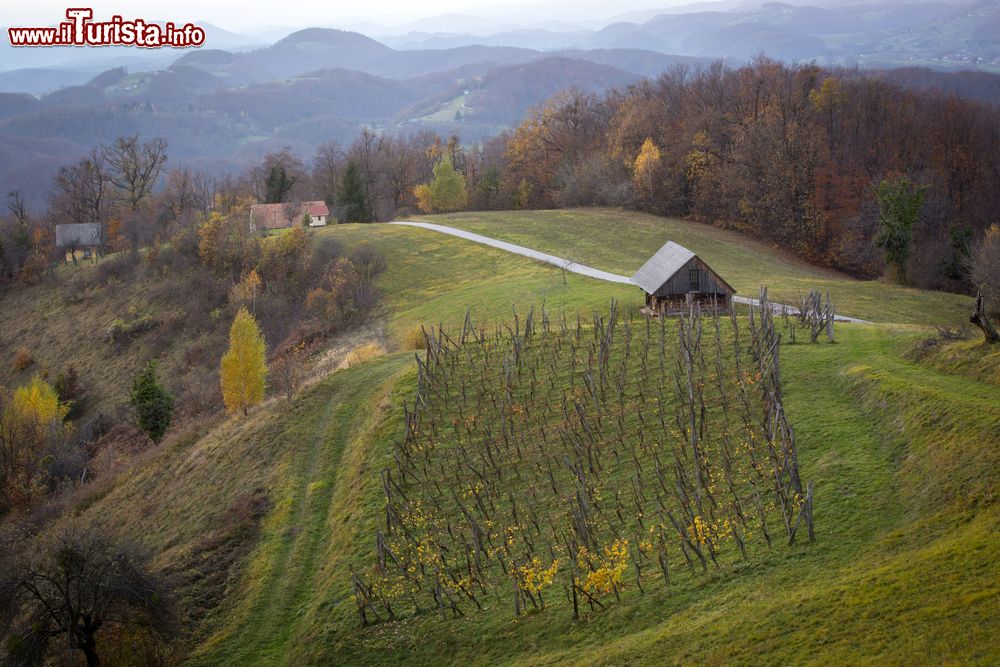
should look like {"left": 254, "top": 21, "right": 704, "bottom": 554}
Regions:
{"left": 372, "top": 1, "right": 1000, "bottom": 70}
{"left": 170, "top": 27, "right": 722, "bottom": 88}
{"left": 461, "top": 57, "right": 639, "bottom": 124}
{"left": 876, "top": 66, "right": 1000, "bottom": 105}
{"left": 174, "top": 29, "right": 541, "bottom": 85}
{"left": 379, "top": 28, "right": 592, "bottom": 51}
{"left": 0, "top": 92, "right": 40, "bottom": 118}
{"left": 0, "top": 68, "right": 101, "bottom": 96}
{"left": 0, "top": 35, "right": 668, "bottom": 208}
{"left": 593, "top": 6, "right": 854, "bottom": 61}
{"left": 3, "top": 16, "right": 1000, "bottom": 210}
{"left": 403, "top": 56, "right": 641, "bottom": 127}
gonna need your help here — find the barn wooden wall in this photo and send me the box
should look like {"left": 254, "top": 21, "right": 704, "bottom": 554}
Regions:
{"left": 651, "top": 257, "right": 732, "bottom": 297}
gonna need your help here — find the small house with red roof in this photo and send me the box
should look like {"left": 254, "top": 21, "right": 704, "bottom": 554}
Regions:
{"left": 250, "top": 201, "right": 330, "bottom": 232}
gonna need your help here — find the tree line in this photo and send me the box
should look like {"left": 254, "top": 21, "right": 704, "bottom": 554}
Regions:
{"left": 497, "top": 59, "right": 1000, "bottom": 296}
{"left": 2, "top": 58, "right": 999, "bottom": 304}
{"left": 196, "top": 60, "right": 1000, "bottom": 303}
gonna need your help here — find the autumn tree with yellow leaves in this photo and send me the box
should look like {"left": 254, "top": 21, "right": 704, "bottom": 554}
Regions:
{"left": 229, "top": 268, "right": 262, "bottom": 315}
{"left": 220, "top": 307, "right": 267, "bottom": 416}
{"left": 0, "top": 375, "right": 70, "bottom": 512}
{"left": 413, "top": 154, "right": 468, "bottom": 213}
{"left": 633, "top": 137, "right": 662, "bottom": 203}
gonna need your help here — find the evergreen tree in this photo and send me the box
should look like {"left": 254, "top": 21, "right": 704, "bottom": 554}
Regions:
{"left": 875, "top": 177, "right": 927, "bottom": 284}
{"left": 220, "top": 307, "right": 267, "bottom": 416}
{"left": 264, "top": 164, "right": 294, "bottom": 204}
{"left": 337, "top": 160, "right": 372, "bottom": 223}
{"left": 129, "top": 361, "right": 174, "bottom": 442}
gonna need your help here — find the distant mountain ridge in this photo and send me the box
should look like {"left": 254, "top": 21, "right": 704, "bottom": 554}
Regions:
{"left": 2, "top": 10, "right": 1000, "bottom": 210}
{"left": 0, "top": 29, "right": 698, "bottom": 208}
{"left": 371, "top": 0, "right": 1000, "bottom": 70}
{"left": 175, "top": 29, "right": 545, "bottom": 84}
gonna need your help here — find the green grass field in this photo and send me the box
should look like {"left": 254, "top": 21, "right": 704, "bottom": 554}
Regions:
{"left": 13, "top": 209, "right": 997, "bottom": 665}
{"left": 181, "top": 326, "right": 995, "bottom": 665}
{"left": 320, "top": 221, "right": 635, "bottom": 342}
{"left": 412, "top": 209, "right": 971, "bottom": 326}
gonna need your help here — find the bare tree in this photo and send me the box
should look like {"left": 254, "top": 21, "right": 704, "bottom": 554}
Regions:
{"left": 6, "top": 191, "right": 27, "bottom": 225}
{"left": 161, "top": 167, "right": 212, "bottom": 227}
{"left": 209, "top": 173, "right": 253, "bottom": 214}
{"left": 271, "top": 346, "right": 306, "bottom": 401}
{"left": 0, "top": 530, "right": 174, "bottom": 667}
{"left": 349, "top": 243, "right": 387, "bottom": 284}
{"left": 101, "top": 135, "right": 168, "bottom": 211}
{"left": 312, "top": 140, "right": 345, "bottom": 203}
{"left": 971, "top": 292, "right": 999, "bottom": 344}
{"left": 48, "top": 151, "right": 109, "bottom": 235}
{"left": 969, "top": 225, "right": 1000, "bottom": 318}
{"left": 283, "top": 200, "right": 303, "bottom": 228}
{"left": 247, "top": 149, "right": 307, "bottom": 204}
{"left": 379, "top": 134, "right": 419, "bottom": 213}
{"left": 348, "top": 129, "right": 383, "bottom": 219}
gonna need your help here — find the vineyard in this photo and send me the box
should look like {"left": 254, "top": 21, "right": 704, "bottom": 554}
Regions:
{"left": 354, "top": 293, "right": 819, "bottom": 624}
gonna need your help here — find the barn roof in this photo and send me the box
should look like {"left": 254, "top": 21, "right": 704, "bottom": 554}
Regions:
{"left": 631, "top": 240, "right": 735, "bottom": 295}
{"left": 631, "top": 241, "right": 696, "bottom": 293}
{"left": 55, "top": 223, "right": 101, "bottom": 247}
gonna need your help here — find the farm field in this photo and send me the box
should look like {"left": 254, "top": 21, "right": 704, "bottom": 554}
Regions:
{"left": 44, "top": 211, "right": 997, "bottom": 665}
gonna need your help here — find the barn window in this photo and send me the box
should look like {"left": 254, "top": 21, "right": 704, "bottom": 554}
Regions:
{"left": 689, "top": 267, "right": 700, "bottom": 291}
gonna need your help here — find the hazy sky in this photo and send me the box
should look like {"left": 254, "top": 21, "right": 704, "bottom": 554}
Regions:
{"left": 4, "top": 0, "right": 715, "bottom": 31}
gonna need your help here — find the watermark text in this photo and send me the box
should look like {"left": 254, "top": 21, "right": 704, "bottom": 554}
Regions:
{"left": 8, "top": 9, "right": 206, "bottom": 48}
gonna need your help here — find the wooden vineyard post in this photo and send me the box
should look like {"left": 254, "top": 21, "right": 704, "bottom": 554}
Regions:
{"left": 357, "top": 295, "right": 816, "bottom": 626}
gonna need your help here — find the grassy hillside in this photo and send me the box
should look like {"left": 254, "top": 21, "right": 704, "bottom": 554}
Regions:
{"left": 187, "top": 322, "right": 996, "bottom": 666}
{"left": 6, "top": 210, "right": 996, "bottom": 664}
{"left": 0, "top": 254, "right": 230, "bottom": 419}
{"left": 414, "top": 209, "right": 972, "bottom": 326}
{"left": 0, "top": 208, "right": 970, "bottom": 420}
{"left": 321, "top": 221, "right": 633, "bottom": 341}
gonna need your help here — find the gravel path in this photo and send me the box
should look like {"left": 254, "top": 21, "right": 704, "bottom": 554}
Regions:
{"left": 391, "top": 221, "right": 634, "bottom": 284}
{"left": 390, "top": 221, "right": 870, "bottom": 324}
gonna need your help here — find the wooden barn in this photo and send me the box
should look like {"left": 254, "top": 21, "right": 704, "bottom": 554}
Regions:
{"left": 55, "top": 223, "right": 102, "bottom": 264}
{"left": 632, "top": 241, "right": 735, "bottom": 315}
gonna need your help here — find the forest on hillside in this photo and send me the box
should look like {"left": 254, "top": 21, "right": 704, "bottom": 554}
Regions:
{"left": 497, "top": 59, "right": 1000, "bottom": 292}
{"left": 2, "top": 59, "right": 1000, "bottom": 299}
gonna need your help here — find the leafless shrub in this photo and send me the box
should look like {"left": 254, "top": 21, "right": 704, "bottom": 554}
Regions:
{"left": 12, "top": 346, "right": 33, "bottom": 371}
{"left": 95, "top": 251, "right": 140, "bottom": 284}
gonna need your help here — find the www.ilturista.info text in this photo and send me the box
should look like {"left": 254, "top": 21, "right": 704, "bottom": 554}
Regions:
{"left": 7, "top": 8, "right": 206, "bottom": 48}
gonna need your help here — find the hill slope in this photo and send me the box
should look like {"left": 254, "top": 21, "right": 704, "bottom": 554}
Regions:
{"left": 10, "top": 211, "right": 994, "bottom": 664}
{"left": 414, "top": 209, "right": 971, "bottom": 326}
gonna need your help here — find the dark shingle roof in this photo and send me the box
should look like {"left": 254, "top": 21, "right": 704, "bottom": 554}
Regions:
{"left": 55, "top": 223, "right": 101, "bottom": 247}
{"left": 631, "top": 241, "right": 696, "bottom": 293}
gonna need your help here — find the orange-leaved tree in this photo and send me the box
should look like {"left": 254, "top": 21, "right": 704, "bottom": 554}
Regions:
{"left": 220, "top": 307, "right": 267, "bottom": 416}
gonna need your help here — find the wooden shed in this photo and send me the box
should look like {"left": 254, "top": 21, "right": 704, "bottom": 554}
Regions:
{"left": 632, "top": 241, "right": 735, "bottom": 315}
{"left": 55, "top": 223, "right": 102, "bottom": 263}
